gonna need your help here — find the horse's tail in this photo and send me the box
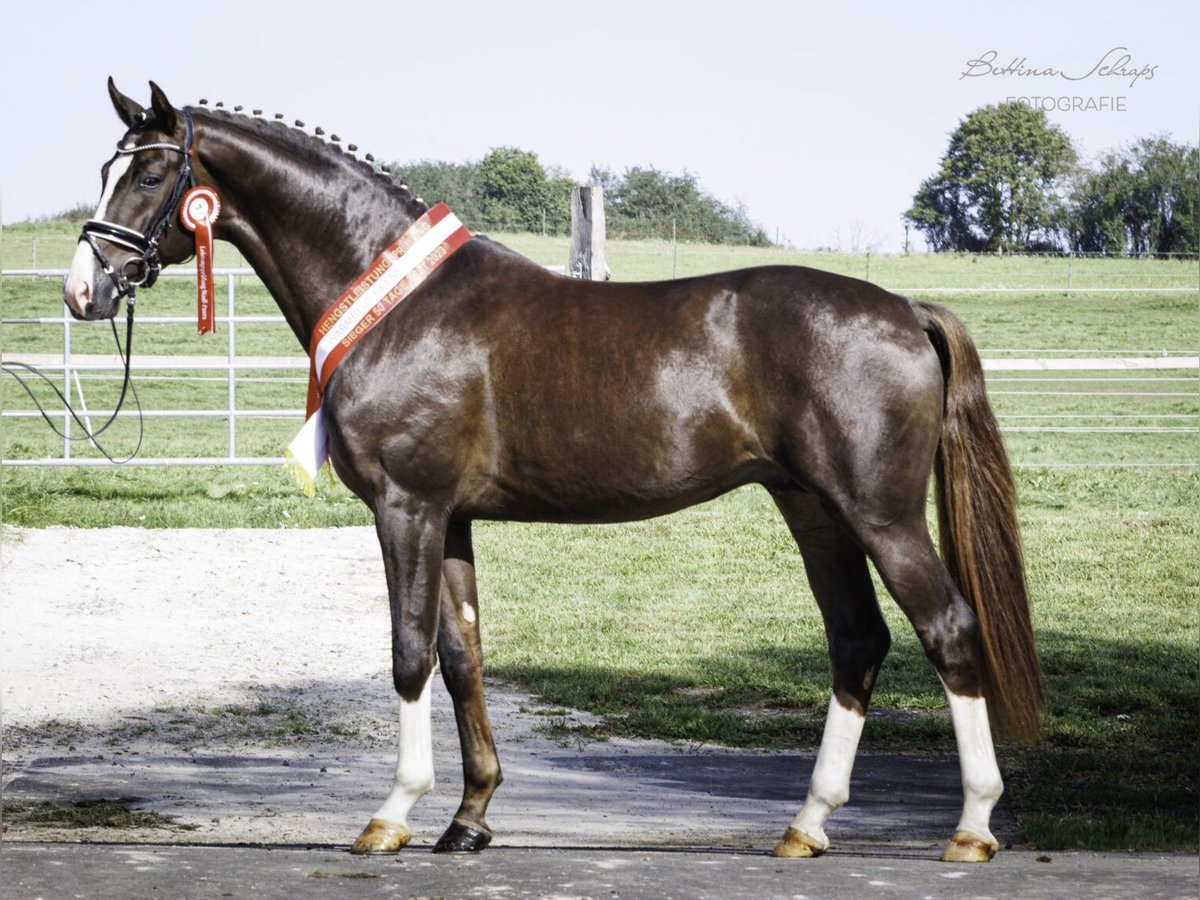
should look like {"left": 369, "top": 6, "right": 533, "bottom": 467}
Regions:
{"left": 918, "top": 300, "right": 1044, "bottom": 742}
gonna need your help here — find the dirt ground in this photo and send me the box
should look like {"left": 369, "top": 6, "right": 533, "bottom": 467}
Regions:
{"left": 1, "top": 525, "right": 975, "bottom": 854}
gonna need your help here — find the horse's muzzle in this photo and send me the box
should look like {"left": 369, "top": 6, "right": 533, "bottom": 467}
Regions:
{"left": 62, "top": 268, "right": 120, "bottom": 321}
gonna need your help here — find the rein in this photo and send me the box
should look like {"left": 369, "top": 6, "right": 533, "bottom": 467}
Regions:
{"left": 1, "top": 300, "right": 143, "bottom": 464}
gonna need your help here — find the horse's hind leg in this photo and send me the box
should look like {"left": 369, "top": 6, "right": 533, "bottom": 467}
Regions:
{"left": 432, "top": 519, "right": 502, "bottom": 853}
{"left": 847, "top": 512, "right": 1004, "bottom": 862}
{"left": 769, "top": 492, "right": 891, "bottom": 858}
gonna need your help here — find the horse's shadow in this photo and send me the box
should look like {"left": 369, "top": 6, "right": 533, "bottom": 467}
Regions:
{"left": 5, "top": 630, "right": 1193, "bottom": 848}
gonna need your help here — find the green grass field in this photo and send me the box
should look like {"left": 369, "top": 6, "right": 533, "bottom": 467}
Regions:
{"left": 3, "top": 226, "right": 1198, "bottom": 851}
{"left": 3, "top": 230, "right": 1197, "bottom": 467}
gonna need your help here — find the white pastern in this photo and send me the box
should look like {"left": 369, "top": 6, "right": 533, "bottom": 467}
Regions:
{"left": 63, "top": 155, "right": 134, "bottom": 315}
{"left": 371, "top": 674, "right": 435, "bottom": 828}
{"left": 944, "top": 689, "right": 1003, "bottom": 843}
{"left": 788, "top": 694, "right": 866, "bottom": 847}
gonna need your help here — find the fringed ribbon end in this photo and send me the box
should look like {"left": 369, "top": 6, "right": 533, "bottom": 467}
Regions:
{"left": 285, "top": 406, "right": 328, "bottom": 496}
{"left": 284, "top": 451, "right": 319, "bottom": 498}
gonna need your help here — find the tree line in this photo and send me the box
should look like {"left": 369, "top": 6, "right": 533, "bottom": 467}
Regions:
{"left": 905, "top": 101, "right": 1198, "bottom": 255}
{"left": 390, "top": 148, "right": 769, "bottom": 246}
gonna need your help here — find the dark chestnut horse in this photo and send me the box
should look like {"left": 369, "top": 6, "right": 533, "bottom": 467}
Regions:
{"left": 64, "top": 80, "right": 1042, "bottom": 862}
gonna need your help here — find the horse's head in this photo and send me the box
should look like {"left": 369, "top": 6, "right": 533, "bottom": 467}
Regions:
{"left": 63, "top": 79, "right": 199, "bottom": 320}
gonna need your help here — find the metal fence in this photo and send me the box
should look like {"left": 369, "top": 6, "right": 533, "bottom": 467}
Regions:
{"left": 3, "top": 267, "right": 1197, "bottom": 469}
{"left": 3, "top": 268, "right": 304, "bottom": 466}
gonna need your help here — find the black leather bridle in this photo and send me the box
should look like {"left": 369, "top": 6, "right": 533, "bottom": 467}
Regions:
{"left": 79, "top": 108, "right": 196, "bottom": 302}
{"left": 15, "top": 108, "right": 200, "bottom": 463}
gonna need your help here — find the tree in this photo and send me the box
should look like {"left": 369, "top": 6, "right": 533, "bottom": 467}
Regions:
{"left": 395, "top": 159, "right": 487, "bottom": 226}
{"left": 391, "top": 151, "right": 768, "bottom": 244}
{"left": 1067, "top": 137, "right": 1199, "bottom": 256}
{"left": 1064, "top": 153, "right": 1134, "bottom": 255}
{"left": 598, "top": 165, "right": 769, "bottom": 245}
{"left": 905, "top": 102, "right": 1077, "bottom": 252}
{"left": 543, "top": 164, "right": 576, "bottom": 235}
{"left": 1131, "top": 137, "right": 1199, "bottom": 255}
{"left": 479, "top": 147, "right": 553, "bottom": 232}
{"left": 394, "top": 153, "right": 571, "bottom": 235}
{"left": 907, "top": 176, "right": 984, "bottom": 252}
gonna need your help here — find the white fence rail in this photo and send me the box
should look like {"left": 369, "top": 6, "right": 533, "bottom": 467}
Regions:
{"left": 3, "top": 268, "right": 1197, "bottom": 469}
{"left": 2, "top": 268, "right": 301, "bottom": 466}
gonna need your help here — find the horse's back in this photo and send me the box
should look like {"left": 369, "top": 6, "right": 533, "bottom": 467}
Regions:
{"left": 478, "top": 259, "right": 945, "bottom": 469}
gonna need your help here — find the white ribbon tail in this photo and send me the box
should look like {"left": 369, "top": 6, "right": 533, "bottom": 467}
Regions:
{"left": 285, "top": 406, "right": 328, "bottom": 496}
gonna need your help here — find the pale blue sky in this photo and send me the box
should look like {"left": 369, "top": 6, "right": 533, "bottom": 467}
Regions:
{"left": 2, "top": 0, "right": 1196, "bottom": 250}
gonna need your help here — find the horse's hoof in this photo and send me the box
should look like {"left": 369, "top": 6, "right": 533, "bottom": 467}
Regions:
{"left": 770, "top": 826, "right": 827, "bottom": 858}
{"left": 432, "top": 819, "right": 493, "bottom": 853}
{"left": 940, "top": 830, "right": 998, "bottom": 863}
{"left": 350, "top": 818, "right": 412, "bottom": 854}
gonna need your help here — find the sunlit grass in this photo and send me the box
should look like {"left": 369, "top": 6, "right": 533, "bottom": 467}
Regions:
{"left": 2, "top": 229, "right": 1197, "bottom": 851}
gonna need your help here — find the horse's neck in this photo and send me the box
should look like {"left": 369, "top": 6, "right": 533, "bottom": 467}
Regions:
{"left": 199, "top": 115, "right": 422, "bottom": 348}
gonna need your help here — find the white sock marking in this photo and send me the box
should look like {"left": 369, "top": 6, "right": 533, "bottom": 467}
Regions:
{"left": 944, "top": 689, "right": 1003, "bottom": 843}
{"left": 788, "top": 694, "right": 865, "bottom": 847}
{"left": 371, "top": 673, "right": 435, "bottom": 827}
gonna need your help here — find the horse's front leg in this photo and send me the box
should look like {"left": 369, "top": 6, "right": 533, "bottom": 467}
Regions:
{"left": 432, "top": 518, "right": 503, "bottom": 853}
{"left": 352, "top": 498, "right": 448, "bottom": 854}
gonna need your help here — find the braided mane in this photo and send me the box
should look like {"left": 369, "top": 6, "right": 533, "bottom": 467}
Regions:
{"left": 185, "top": 101, "right": 430, "bottom": 222}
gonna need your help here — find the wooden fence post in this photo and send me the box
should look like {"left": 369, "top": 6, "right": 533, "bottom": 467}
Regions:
{"left": 569, "top": 184, "right": 608, "bottom": 280}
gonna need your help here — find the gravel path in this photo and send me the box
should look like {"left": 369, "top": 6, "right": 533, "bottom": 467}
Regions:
{"left": 2, "top": 525, "right": 973, "bottom": 855}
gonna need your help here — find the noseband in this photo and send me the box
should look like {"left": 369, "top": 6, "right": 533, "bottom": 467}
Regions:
{"left": 80, "top": 109, "right": 196, "bottom": 300}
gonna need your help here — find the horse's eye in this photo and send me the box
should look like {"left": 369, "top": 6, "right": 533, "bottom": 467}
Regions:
{"left": 139, "top": 173, "right": 164, "bottom": 189}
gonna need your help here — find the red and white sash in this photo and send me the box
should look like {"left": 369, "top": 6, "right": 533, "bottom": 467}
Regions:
{"left": 285, "top": 203, "right": 470, "bottom": 490}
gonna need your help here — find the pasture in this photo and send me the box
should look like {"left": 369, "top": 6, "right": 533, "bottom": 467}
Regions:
{"left": 2, "top": 230, "right": 1197, "bottom": 850}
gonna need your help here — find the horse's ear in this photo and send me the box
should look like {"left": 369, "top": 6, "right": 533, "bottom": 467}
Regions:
{"left": 108, "top": 77, "right": 145, "bottom": 127}
{"left": 148, "top": 81, "right": 178, "bottom": 133}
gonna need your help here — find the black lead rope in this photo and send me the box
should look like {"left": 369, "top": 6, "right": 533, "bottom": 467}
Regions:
{"left": 2, "top": 297, "right": 144, "bottom": 464}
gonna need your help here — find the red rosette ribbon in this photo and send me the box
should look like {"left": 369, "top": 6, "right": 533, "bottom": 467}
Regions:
{"left": 179, "top": 186, "right": 222, "bottom": 334}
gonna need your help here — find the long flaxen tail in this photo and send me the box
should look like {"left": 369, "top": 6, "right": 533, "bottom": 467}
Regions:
{"left": 919, "top": 301, "right": 1044, "bottom": 743}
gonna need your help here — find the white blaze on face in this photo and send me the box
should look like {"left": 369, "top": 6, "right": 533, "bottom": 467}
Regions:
{"left": 95, "top": 153, "right": 133, "bottom": 220}
{"left": 63, "top": 154, "right": 134, "bottom": 316}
